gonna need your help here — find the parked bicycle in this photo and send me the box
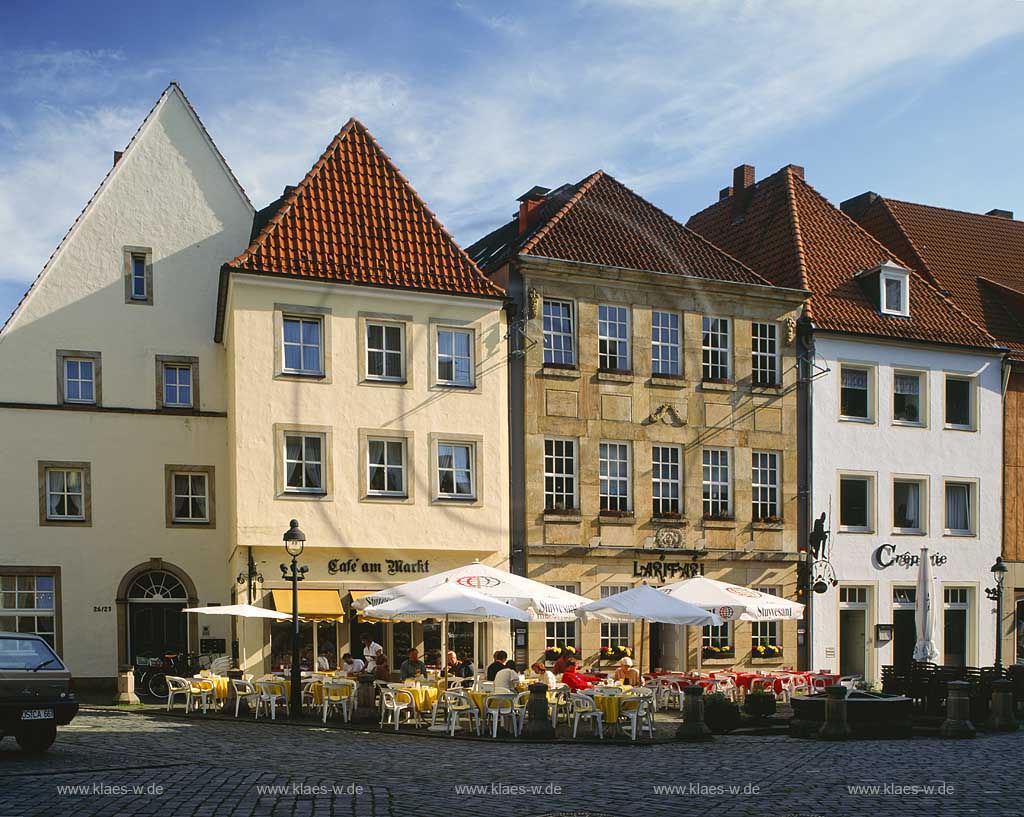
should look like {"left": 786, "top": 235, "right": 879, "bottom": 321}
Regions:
{"left": 134, "top": 652, "right": 219, "bottom": 700}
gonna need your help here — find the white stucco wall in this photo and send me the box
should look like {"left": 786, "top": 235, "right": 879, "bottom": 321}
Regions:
{"left": 809, "top": 333, "right": 1003, "bottom": 678}
{"left": 0, "top": 85, "right": 253, "bottom": 682}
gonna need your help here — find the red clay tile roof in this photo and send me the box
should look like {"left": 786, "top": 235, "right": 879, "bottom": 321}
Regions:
{"left": 848, "top": 196, "right": 1024, "bottom": 358}
{"left": 226, "top": 118, "right": 503, "bottom": 299}
{"left": 468, "top": 171, "right": 773, "bottom": 287}
{"left": 687, "top": 167, "right": 998, "bottom": 351}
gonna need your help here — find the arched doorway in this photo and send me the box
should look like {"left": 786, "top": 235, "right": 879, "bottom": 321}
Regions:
{"left": 116, "top": 560, "right": 198, "bottom": 668}
{"left": 127, "top": 571, "right": 188, "bottom": 661}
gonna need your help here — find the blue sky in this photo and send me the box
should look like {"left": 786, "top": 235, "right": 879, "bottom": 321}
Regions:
{"left": 2, "top": 1, "right": 1024, "bottom": 321}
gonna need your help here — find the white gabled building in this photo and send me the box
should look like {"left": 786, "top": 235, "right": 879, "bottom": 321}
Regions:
{"left": 0, "top": 83, "right": 254, "bottom": 693}
{"left": 690, "top": 164, "right": 1005, "bottom": 680}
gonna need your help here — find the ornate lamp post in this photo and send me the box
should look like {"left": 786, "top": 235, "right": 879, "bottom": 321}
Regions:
{"left": 985, "top": 556, "right": 1008, "bottom": 671}
{"left": 281, "top": 519, "right": 308, "bottom": 717}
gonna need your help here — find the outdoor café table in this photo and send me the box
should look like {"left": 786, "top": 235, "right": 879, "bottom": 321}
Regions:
{"left": 590, "top": 687, "right": 633, "bottom": 735}
{"left": 277, "top": 679, "right": 326, "bottom": 707}
{"left": 395, "top": 683, "right": 440, "bottom": 718}
{"left": 193, "top": 674, "right": 230, "bottom": 702}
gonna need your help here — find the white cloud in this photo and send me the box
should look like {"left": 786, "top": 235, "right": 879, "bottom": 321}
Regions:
{"left": 2, "top": 0, "right": 1023, "bottom": 294}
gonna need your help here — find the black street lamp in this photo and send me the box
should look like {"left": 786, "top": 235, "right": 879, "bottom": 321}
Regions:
{"left": 985, "top": 556, "right": 1008, "bottom": 671}
{"left": 281, "top": 519, "right": 308, "bottom": 717}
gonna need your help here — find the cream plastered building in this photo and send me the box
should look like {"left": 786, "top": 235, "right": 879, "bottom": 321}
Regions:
{"left": 0, "top": 84, "right": 253, "bottom": 692}
{"left": 469, "top": 173, "right": 807, "bottom": 673}
{"left": 217, "top": 118, "right": 511, "bottom": 674}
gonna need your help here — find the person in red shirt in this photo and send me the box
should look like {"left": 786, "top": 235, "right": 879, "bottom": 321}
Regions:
{"left": 552, "top": 651, "right": 574, "bottom": 675}
{"left": 560, "top": 659, "right": 602, "bottom": 691}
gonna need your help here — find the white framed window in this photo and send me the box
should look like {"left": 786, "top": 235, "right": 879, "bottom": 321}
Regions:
{"left": 880, "top": 270, "right": 909, "bottom": 317}
{"left": 437, "top": 442, "right": 475, "bottom": 499}
{"left": 366, "top": 321, "right": 405, "bottom": 381}
{"left": 752, "top": 587, "right": 780, "bottom": 648}
{"left": 284, "top": 433, "right": 325, "bottom": 493}
{"left": 893, "top": 477, "right": 927, "bottom": 534}
{"left": 651, "top": 444, "right": 682, "bottom": 517}
{"left": 893, "top": 370, "right": 925, "bottom": 425}
{"left": 45, "top": 467, "right": 85, "bottom": 521}
{"left": 162, "top": 363, "right": 193, "bottom": 408}
{"left": 839, "top": 364, "right": 873, "bottom": 421}
{"left": 171, "top": 472, "right": 209, "bottom": 523}
{"left": 944, "top": 375, "right": 975, "bottom": 429}
{"left": 598, "top": 304, "right": 630, "bottom": 371}
{"left": 702, "top": 621, "right": 732, "bottom": 651}
{"left": 545, "top": 584, "right": 580, "bottom": 648}
{"left": 368, "top": 439, "right": 406, "bottom": 497}
{"left": 599, "top": 442, "right": 631, "bottom": 513}
{"left": 839, "top": 474, "right": 873, "bottom": 531}
{"left": 839, "top": 586, "right": 868, "bottom": 605}
{"left": 751, "top": 451, "right": 780, "bottom": 522}
{"left": 944, "top": 480, "right": 976, "bottom": 536}
{"left": 436, "top": 328, "right": 474, "bottom": 387}
{"left": 944, "top": 587, "right": 969, "bottom": 607}
{"left": 542, "top": 299, "right": 575, "bottom": 366}
{"left": 702, "top": 448, "right": 731, "bottom": 518}
{"left": 544, "top": 438, "right": 578, "bottom": 512}
{"left": 600, "top": 585, "right": 631, "bottom": 648}
{"left": 63, "top": 358, "right": 96, "bottom": 404}
{"left": 701, "top": 316, "right": 731, "bottom": 381}
{"left": 893, "top": 586, "right": 917, "bottom": 606}
{"left": 651, "top": 310, "right": 681, "bottom": 376}
{"left": 751, "top": 322, "right": 780, "bottom": 386}
{"left": 282, "top": 315, "right": 324, "bottom": 375}
{"left": 0, "top": 574, "right": 57, "bottom": 648}
{"left": 130, "top": 254, "right": 147, "bottom": 300}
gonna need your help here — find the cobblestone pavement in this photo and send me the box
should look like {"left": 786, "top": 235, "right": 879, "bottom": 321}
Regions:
{"left": 0, "top": 709, "right": 1019, "bottom": 817}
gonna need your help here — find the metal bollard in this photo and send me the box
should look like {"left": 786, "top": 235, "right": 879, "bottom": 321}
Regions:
{"left": 675, "top": 684, "right": 713, "bottom": 741}
{"left": 115, "top": 667, "right": 140, "bottom": 705}
{"left": 818, "top": 684, "right": 852, "bottom": 740}
{"left": 940, "top": 680, "right": 976, "bottom": 738}
{"left": 986, "top": 679, "right": 1018, "bottom": 732}
{"left": 520, "top": 683, "right": 555, "bottom": 739}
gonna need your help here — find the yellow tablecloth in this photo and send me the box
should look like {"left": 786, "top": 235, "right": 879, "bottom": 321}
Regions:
{"left": 192, "top": 675, "right": 229, "bottom": 701}
{"left": 394, "top": 685, "right": 439, "bottom": 713}
{"left": 590, "top": 688, "right": 634, "bottom": 723}
{"left": 272, "top": 679, "right": 326, "bottom": 706}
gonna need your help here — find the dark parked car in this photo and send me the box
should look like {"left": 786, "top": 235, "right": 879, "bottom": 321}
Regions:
{"left": 0, "top": 632, "right": 78, "bottom": 752}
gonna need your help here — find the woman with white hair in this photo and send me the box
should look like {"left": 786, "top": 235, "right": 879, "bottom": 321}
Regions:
{"left": 612, "top": 656, "right": 641, "bottom": 686}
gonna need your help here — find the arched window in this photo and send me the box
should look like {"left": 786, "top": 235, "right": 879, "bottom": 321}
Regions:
{"left": 127, "top": 570, "right": 188, "bottom": 601}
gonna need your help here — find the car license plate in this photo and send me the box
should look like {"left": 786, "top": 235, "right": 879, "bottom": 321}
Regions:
{"left": 20, "top": 709, "right": 54, "bottom": 721}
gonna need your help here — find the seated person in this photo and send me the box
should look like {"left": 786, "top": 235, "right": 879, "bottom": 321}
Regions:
{"left": 486, "top": 650, "right": 509, "bottom": 682}
{"left": 551, "top": 651, "right": 574, "bottom": 676}
{"left": 372, "top": 650, "right": 391, "bottom": 681}
{"left": 399, "top": 648, "right": 427, "bottom": 680}
{"left": 560, "top": 659, "right": 602, "bottom": 692}
{"left": 316, "top": 652, "right": 333, "bottom": 671}
{"left": 453, "top": 653, "right": 476, "bottom": 686}
{"left": 339, "top": 653, "right": 365, "bottom": 674}
{"left": 530, "top": 661, "right": 557, "bottom": 689}
{"left": 445, "top": 650, "right": 459, "bottom": 673}
{"left": 613, "top": 657, "right": 641, "bottom": 686}
{"left": 493, "top": 666, "right": 520, "bottom": 691}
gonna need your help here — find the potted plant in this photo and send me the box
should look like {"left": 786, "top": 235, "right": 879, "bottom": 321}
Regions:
{"left": 702, "top": 644, "right": 734, "bottom": 660}
{"left": 743, "top": 691, "right": 777, "bottom": 720}
{"left": 703, "top": 692, "right": 741, "bottom": 733}
{"left": 752, "top": 644, "right": 783, "bottom": 659}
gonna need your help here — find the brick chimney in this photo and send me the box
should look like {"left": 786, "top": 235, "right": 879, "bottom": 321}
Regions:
{"left": 719, "top": 186, "right": 734, "bottom": 201}
{"left": 517, "top": 186, "right": 550, "bottom": 235}
{"left": 987, "top": 208, "right": 1014, "bottom": 220}
{"left": 733, "top": 164, "right": 755, "bottom": 192}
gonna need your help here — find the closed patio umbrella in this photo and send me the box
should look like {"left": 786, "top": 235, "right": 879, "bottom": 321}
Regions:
{"left": 912, "top": 547, "right": 940, "bottom": 663}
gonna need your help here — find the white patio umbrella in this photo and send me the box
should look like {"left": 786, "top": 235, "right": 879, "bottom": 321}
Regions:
{"left": 576, "top": 584, "right": 722, "bottom": 674}
{"left": 184, "top": 603, "right": 293, "bottom": 673}
{"left": 352, "top": 561, "right": 588, "bottom": 621}
{"left": 660, "top": 576, "right": 805, "bottom": 671}
{"left": 912, "top": 547, "right": 940, "bottom": 663}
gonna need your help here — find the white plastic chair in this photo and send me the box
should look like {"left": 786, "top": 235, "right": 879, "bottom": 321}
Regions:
{"left": 322, "top": 679, "right": 356, "bottom": 723}
{"left": 642, "top": 679, "right": 664, "bottom": 711}
{"left": 514, "top": 690, "right": 532, "bottom": 733}
{"left": 254, "top": 681, "right": 288, "bottom": 720}
{"left": 475, "top": 680, "right": 496, "bottom": 693}
{"left": 165, "top": 676, "right": 191, "bottom": 712}
{"left": 301, "top": 680, "right": 322, "bottom": 711}
{"left": 788, "top": 674, "right": 810, "bottom": 697}
{"left": 570, "top": 693, "right": 604, "bottom": 739}
{"left": 210, "top": 656, "right": 232, "bottom": 674}
{"left": 493, "top": 668, "right": 519, "bottom": 692}
{"left": 231, "top": 678, "right": 259, "bottom": 718}
{"left": 549, "top": 685, "right": 571, "bottom": 724}
{"left": 442, "top": 690, "right": 481, "bottom": 736}
{"left": 484, "top": 692, "right": 518, "bottom": 738}
{"left": 380, "top": 689, "right": 414, "bottom": 731}
{"left": 618, "top": 695, "right": 655, "bottom": 740}
{"left": 810, "top": 675, "right": 831, "bottom": 693}
{"left": 188, "top": 678, "right": 216, "bottom": 714}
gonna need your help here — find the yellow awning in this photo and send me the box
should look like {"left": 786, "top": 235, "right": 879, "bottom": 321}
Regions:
{"left": 271, "top": 589, "right": 344, "bottom": 621}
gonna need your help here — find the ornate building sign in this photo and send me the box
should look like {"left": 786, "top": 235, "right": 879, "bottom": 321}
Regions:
{"left": 327, "top": 557, "right": 431, "bottom": 576}
{"left": 872, "top": 544, "right": 947, "bottom": 570}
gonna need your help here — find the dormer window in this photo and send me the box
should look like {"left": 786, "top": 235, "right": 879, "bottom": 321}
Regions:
{"left": 879, "top": 267, "right": 909, "bottom": 317}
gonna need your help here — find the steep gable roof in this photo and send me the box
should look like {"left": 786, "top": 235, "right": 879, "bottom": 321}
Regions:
{"left": 687, "top": 166, "right": 998, "bottom": 351}
{"left": 847, "top": 195, "right": 1024, "bottom": 358}
{"left": 1, "top": 82, "right": 252, "bottom": 336}
{"left": 225, "top": 119, "right": 503, "bottom": 299}
{"left": 468, "top": 171, "right": 772, "bottom": 287}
